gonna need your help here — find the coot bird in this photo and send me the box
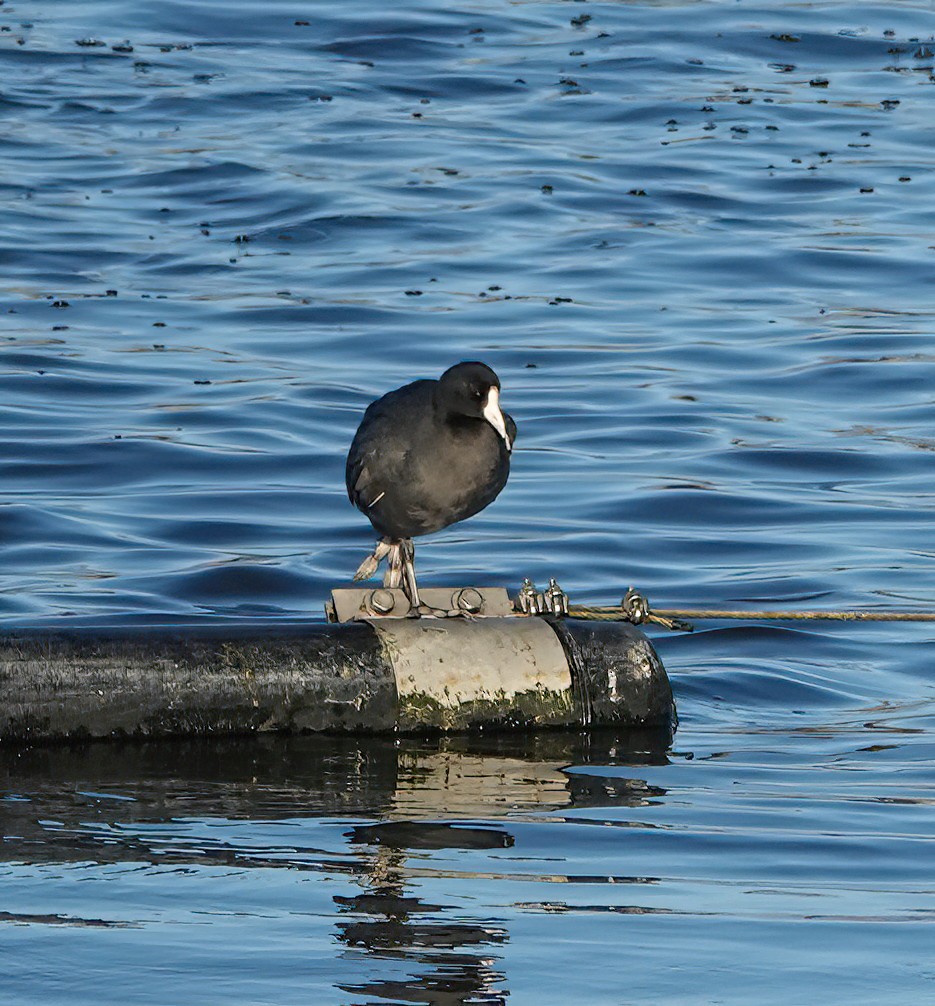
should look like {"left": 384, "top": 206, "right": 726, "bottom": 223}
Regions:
{"left": 346, "top": 361, "right": 515, "bottom": 607}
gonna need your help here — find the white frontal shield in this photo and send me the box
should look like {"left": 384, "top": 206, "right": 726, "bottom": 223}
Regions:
{"left": 482, "top": 386, "right": 511, "bottom": 453}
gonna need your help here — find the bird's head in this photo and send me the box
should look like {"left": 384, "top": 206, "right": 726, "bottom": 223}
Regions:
{"left": 437, "top": 361, "right": 512, "bottom": 453}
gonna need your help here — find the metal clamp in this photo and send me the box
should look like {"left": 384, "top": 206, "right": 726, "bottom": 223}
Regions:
{"left": 621, "top": 587, "right": 649, "bottom": 624}
{"left": 515, "top": 578, "right": 542, "bottom": 615}
{"left": 543, "top": 578, "right": 569, "bottom": 616}
{"left": 514, "top": 578, "right": 569, "bottom": 618}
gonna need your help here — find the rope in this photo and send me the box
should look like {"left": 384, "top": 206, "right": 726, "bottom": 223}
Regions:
{"left": 567, "top": 588, "right": 935, "bottom": 632}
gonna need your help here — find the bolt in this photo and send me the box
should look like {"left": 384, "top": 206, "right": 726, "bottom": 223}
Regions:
{"left": 454, "top": 587, "right": 484, "bottom": 614}
{"left": 368, "top": 589, "right": 396, "bottom": 615}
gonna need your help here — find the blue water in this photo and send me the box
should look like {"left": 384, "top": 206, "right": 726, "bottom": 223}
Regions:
{"left": 1, "top": 0, "right": 934, "bottom": 1001}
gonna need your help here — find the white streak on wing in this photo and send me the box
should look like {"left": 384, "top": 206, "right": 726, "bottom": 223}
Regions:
{"left": 367, "top": 491, "right": 386, "bottom": 508}
{"left": 482, "top": 386, "right": 511, "bottom": 453}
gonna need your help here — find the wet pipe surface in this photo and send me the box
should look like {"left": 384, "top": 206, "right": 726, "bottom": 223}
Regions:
{"left": 0, "top": 617, "right": 674, "bottom": 741}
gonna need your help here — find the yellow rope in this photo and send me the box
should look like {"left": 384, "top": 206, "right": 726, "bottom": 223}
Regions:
{"left": 567, "top": 603, "right": 935, "bottom": 630}
{"left": 563, "top": 603, "right": 933, "bottom": 619}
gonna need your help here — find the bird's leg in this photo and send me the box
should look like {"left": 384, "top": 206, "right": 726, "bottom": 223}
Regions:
{"left": 399, "top": 538, "right": 421, "bottom": 608}
{"left": 358, "top": 538, "right": 446, "bottom": 618}
{"left": 353, "top": 537, "right": 392, "bottom": 582}
{"left": 383, "top": 541, "right": 403, "bottom": 588}
{"left": 399, "top": 542, "right": 448, "bottom": 617}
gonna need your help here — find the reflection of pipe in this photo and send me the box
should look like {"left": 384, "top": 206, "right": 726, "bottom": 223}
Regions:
{"left": 0, "top": 617, "right": 674, "bottom": 743}
{"left": 0, "top": 732, "right": 672, "bottom": 867}
{"left": 394, "top": 751, "right": 572, "bottom": 819}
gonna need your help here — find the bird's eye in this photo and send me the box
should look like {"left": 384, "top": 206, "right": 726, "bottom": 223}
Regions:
{"left": 472, "top": 388, "right": 483, "bottom": 400}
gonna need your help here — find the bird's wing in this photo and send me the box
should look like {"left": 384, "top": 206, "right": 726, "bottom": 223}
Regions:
{"left": 346, "top": 433, "right": 388, "bottom": 510}
{"left": 345, "top": 382, "right": 431, "bottom": 511}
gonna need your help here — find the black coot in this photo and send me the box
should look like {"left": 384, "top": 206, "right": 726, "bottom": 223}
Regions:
{"left": 346, "top": 361, "right": 515, "bottom": 606}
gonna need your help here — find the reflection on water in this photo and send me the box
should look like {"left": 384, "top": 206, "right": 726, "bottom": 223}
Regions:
{"left": 0, "top": 731, "right": 671, "bottom": 855}
{"left": 1, "top": 733, "right": 671, "bottom": 1005}
{"left": 2, "top": 709, "right": 933, "bottom": 1003}
{"left": 337, "top": 838, "right": 511, "bottom": 1006}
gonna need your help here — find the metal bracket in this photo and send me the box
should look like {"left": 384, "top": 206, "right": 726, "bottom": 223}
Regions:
{"left": 326, "top": 586, "right": 515, "bottom": 623}
{"left": 513, "top": 578, "right": 569, "bottom": 617}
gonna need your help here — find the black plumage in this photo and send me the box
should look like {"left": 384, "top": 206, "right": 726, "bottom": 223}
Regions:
{"left": 346, "top": 361, "right": 515, "bottom": 605}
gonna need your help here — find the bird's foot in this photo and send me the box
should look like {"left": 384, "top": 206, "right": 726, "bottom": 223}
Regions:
{"left": 353, "top": 539, "right": 392, "bottom": 581}
{"left": 382, "top": 539, "right": 423, "bottom": 609}
{"left": 357, "top": 538, "right": 452, "bottom": 617}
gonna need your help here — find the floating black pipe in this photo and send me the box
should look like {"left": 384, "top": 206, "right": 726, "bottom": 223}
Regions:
{"left": 0, "top": 615, "right": 674, "bottom": 743}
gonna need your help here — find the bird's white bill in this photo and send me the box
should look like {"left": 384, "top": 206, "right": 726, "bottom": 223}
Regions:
{"left": 482, "top": 386, "right": 511, "bottom": 453}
